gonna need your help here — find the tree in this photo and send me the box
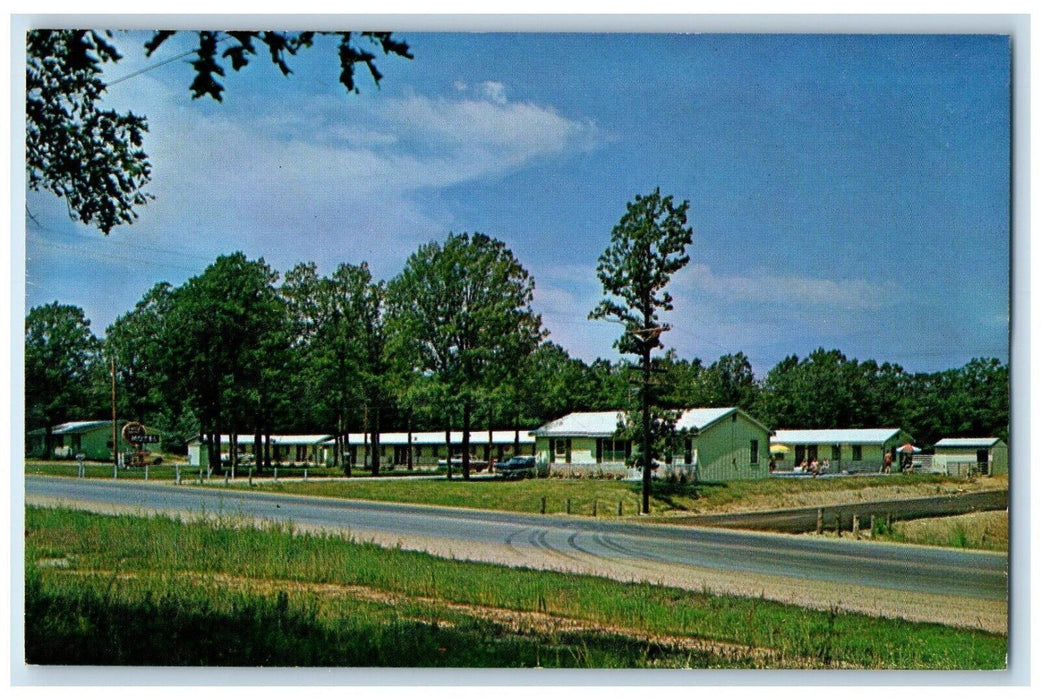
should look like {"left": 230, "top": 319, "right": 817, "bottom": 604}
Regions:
{"left": 25, "top": 302, "right": 100, "bottom": 458}
{"left": 282, "top": 261, "right": 388, "bottom": 474}
{"left": 163, "top": 253, "right": 285, "bottom": 471}
{"left": 105, "top": 282, "right": 174, "bottom": 422}
{"left": 386, "top": 233, "right": 543, "bottom": 480}
{"left": 589, "top": 189, "right": 693, "bottom": 514}
{"left": 26, "top": 30, "right": 412, "bottom": 233}
{"left": 702, "top": 352, "right": 759, "bottom": 409}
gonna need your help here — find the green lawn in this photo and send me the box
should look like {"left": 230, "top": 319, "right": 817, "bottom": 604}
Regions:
{"left": 207, "top": 471, "right": 1002, "bottom": 518}
{"left": 24, "top": 505, "right": 1006, "bottom": 668}
{"left": 25, "top": 460, "right": 1006, "bottom": 521}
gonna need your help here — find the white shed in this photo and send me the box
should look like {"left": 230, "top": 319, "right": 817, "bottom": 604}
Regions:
{"left": 933, "top": 437, "right": 1008, "bottom": 476}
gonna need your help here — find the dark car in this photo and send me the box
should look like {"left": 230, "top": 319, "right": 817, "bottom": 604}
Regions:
{"left": 496, "top": 456, "right": 537, "bottom": 480}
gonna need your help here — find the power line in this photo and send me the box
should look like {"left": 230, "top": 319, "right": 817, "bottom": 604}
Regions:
{"left": 106, "top": 45, "right": 203, "bottom": 87}
{"left": 105, "top": 34, "right": 234, "bottom": 89}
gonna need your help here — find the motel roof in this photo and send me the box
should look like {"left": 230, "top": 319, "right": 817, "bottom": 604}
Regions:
{"left": 531, "top": 408, "right": 771, "bottom": 438}
{"left": 934, "top": 437, "right": 1005, "bottom": 449}
{"left": 28, "top": 420, "right": 143, "bottom": 436}
{"left": 771, "top": 428, "right": 909, "bottom": 445}
{"left": 328, "top": 430, "right": 535, "bottom": 446}
{"left": 190, "top": 434, "right": 333, "bottom": 446}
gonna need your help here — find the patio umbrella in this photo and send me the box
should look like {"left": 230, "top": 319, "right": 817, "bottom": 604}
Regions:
{"left": 897, "top": 442, "right": 921, "bottom": 454}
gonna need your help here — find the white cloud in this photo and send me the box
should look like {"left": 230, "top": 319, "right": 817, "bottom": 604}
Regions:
{"left": 116, "top": 76, "right": 606, "bottom": 280}
{"left": 480, "top": 81, "right": 508, "bottom": 104}
{"left": 674, "top": 263, "right": 898, "bottom": 311}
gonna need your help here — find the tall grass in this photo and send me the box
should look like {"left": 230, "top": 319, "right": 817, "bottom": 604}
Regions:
{"left": 198, "top": 471, "right": 1003, "bottom": 518}
{"left": 24, "top": 506, "right": 1006, "bottom": 669}
{"left": 876, "top": 511, "right": 1009, "bottom": 551}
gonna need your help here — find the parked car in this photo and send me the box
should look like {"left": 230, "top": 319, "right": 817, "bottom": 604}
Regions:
{"left": 496, "top": 456, "right": 537, "bottom": 480}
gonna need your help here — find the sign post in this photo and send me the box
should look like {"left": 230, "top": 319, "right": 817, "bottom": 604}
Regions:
{"left": 121, "top": 422, "right": 159, "bottom": 470}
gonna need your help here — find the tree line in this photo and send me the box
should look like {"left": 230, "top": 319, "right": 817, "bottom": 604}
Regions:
{"left": 25, "top": 212, "right": 1009, "bottom": 476}
{"left": 25, "top": 268, "right": 1008, "bottom": 465}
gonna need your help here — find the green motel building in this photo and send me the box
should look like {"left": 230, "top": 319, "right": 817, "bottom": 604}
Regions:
{"left": 530, "top": 407, "right": 773, "bottom": 481}
{"left": 26, "top": 420, "right": 163, "bottom": 462}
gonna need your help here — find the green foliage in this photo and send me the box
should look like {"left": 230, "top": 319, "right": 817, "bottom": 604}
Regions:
{"left": 162, "top": 253, "right": 288, "bottom": 465}
{"left": 25, "top": 507, "right": 1008, "bottom": 668}
{"left": 144, "top": 30, "right": 413, "bottom": 102}
{"left": 590, "top": 189, "right": 693, "bottom": 511}
{"left": 385, "top": 232, "right": 544, "bottom": 477}
{"left": 24, "top": 302, "right": 101, "bottom": 453}
{"left": 589, "top": 189, "right": 693, "bottom": 357}
{"left": 26, "top": 30, "right": 411, "bottom": 234}
{"left": 282, "top": 261, "right": 388, "bottom": 469}
{"left": 752, "top": 347, "right": 1008, "bottom": 444}
{"left": 104, "top": 282, "right": 174, "bottom": 423}
{"left": 25, "top": 30, "right": 152, "bottom": 233}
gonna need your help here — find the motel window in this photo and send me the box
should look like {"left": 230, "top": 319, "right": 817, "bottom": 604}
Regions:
{"left": 852, "top": 445, "right": 863, "bottom": 461}
{"left": 598, "top": 439, "right": 628, "bottom": 463}
{"left": 750, "top": 439, "right": 759, "bottom": 464}
{"left": 550, "top": 438, "right": 572, "bottom": 463}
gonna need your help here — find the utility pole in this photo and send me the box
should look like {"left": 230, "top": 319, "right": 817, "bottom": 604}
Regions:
{"left": 631, "top": 325, "right": 664, "bottom": 515}
{"left": 110, "top": 356, "right": 118, "bottom": 472}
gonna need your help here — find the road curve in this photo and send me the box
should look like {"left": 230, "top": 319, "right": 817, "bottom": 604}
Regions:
{"left": 25, "top": 476, "right": 1008, "bottom": 604}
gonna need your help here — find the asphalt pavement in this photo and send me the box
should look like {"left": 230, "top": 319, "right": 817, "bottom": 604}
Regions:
{"left": 24, "top": 475, "right": 1008, "bottom": 604}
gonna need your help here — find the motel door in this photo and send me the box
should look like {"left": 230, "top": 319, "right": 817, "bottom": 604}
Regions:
{"left": 977, "top": 449, "right": 989, "bottom": 475}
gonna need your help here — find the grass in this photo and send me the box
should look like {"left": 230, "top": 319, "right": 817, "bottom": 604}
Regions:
{"left": 193, "top": 471, "right": 1004, "bottom": 519}
{"left": 25, "top": 459, "right": 199, "bottom": 481}
{"left": 24, "top": 505, "right": 1007, "bottom": 669}
{"left": 871, "top": 511, "right": 1009, "bottom": 551}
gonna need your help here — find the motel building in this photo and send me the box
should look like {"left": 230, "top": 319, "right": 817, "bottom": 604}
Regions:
{"left": 530, "top": 407, "right": 774, "bottom": 481}
{"left": 27, "top": 420, "right": 163, "bottom": 462}
{"left": 187, "top": 430, "right": 535, "bottom": 469}
{"left": 769, "top": 428, "right": 915, "bottom": 474}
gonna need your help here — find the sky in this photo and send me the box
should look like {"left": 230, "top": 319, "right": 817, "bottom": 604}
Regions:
{"left": 21, "top": 27, "right": 1013, "bottom": 377}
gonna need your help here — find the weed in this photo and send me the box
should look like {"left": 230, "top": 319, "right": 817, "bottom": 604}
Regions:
{"left": 24, "top": 506, "right": 1008, "bottom": 669}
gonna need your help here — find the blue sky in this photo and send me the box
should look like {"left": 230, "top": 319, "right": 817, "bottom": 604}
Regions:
{"left": 22, "top": 30, "right": 1011, "bottom": 376}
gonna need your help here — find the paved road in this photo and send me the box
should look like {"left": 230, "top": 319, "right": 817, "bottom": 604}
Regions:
{"left": 24, "top": 475, "right": 1008, "bottom": 604}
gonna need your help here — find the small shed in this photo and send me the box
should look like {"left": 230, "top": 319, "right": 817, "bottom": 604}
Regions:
{"left": 933, "top": 437, "right": 1008, "bottom": 477}
{"left": 531, "top": 407, "right": 773, "bottom": 481}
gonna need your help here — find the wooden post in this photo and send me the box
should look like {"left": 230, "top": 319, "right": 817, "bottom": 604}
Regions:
{"left": 540, "top": 496, "right": 546, "bottom": 514}
{"left": 566, "top": 498, "right": 571, "bottom": 515}
{"left": 870, "top": 514, "right": 876, "bottom": 536}
{"left": 852, "top": 515, "right": 860, "bottom": 539}
{"left": 835, "top": 511, "right": 842, "bottom": 537}
{"left": 816, "top": 508, "right": 823, "bottom": 534}
{"left": 618, "top": 501, "right": 623, "bottom": 516}
{"left": 249, "top": 467, "right": 253, "bottom": 487}
{"left": 592, "top": 500, "right": 598, "bottom": 517}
